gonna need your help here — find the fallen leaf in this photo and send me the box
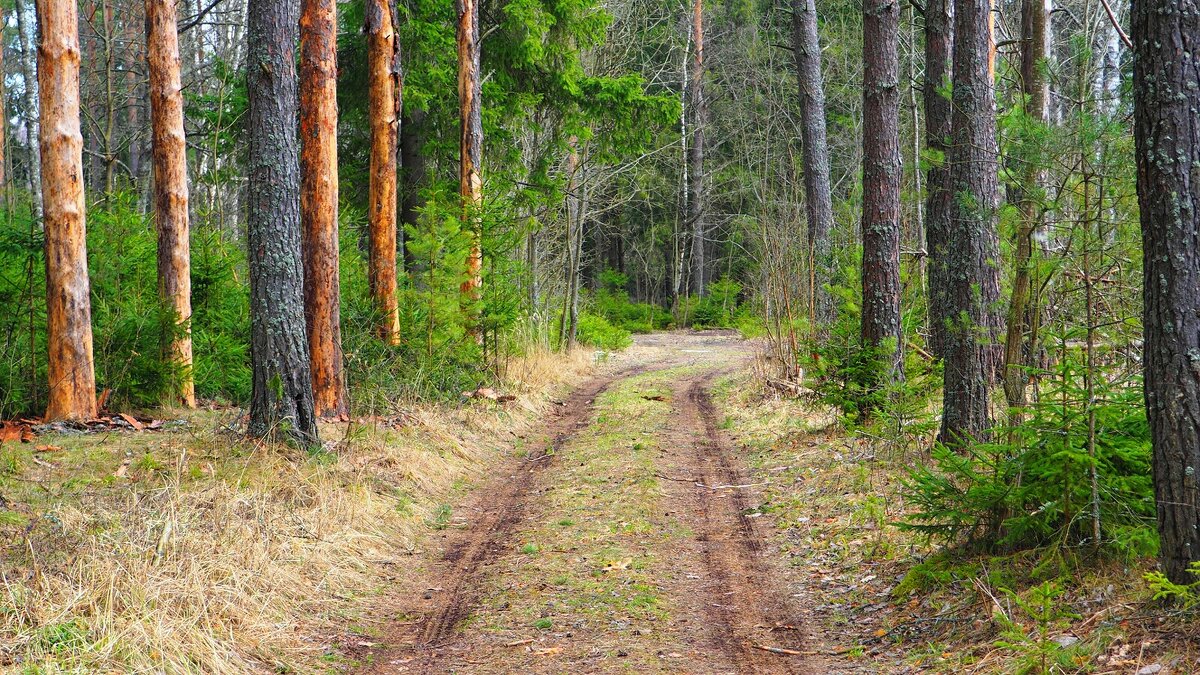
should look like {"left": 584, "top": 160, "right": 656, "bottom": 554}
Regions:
{"left": 119, "top": 413, "right": 145, "bottom": 431}
{"left": 34, "top": 445, "right": 62, "bottom": 453}
{"left": 532, "top": 647, "right": 562, "bottom": 657}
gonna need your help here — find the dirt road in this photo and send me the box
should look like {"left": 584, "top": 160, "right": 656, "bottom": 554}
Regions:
{"left": 359, "top": 332, "right": 827, "bottom": 673}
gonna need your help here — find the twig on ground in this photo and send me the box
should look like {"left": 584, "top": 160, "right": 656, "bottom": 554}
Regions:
{"left": 750, "top": 643, "right": 808, "bottom": 656}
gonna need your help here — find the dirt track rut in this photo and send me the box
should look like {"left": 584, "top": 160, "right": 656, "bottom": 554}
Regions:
{"left": 360, "top": 332, "right": 825, "bottom": 673}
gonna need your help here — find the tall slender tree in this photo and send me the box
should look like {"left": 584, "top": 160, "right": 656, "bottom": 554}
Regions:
{"left": 861, "top": 0, "right": 903, "bottom": 380}
{"left": 939, "top": 0, "right": 1002, "bottom": 446}
{"left": 688, "top": 0, "right": 706, "bottom": 297}
{"left": 245, "top": 0, "right": 317, "bottom": 442}
{"left": 561, "top": 141, "right": 582, "bottom": 348}
{"left": 0, "top": 5, "right": 7, "bottom": 193}
{"left": 1002, "top": 0, "right": 1049, "bottom": 410}
{"left": 458, "top": 0, "right": 483, "bottom": 335}
{"left": 17, "top": 0, "right": 42, "bottom": 221}
{"left": 147, "top": 0, "right": 195, "bottom": 407}
{"left": 38, "top": 0, "right": 96, "bottom": 421}
{"left": 792, "top": 0, "right": 834, "bottom": 331}
{"left": 1132, "top": 0, "right": 1200, "bottom": 585}
{"left": 300, "top": 0, "right": 347, "bottom": 416}
{"left": 366, "top": 0, "right": 401, "bottom": 345}
{"left": 923, "top": 0, "right": 953, "bottom": 360}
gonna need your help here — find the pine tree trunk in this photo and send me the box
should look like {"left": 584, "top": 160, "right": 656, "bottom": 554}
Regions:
{"left": 939, "top": 0, "right": 1002, "bottom": 446}
{"left": 37, "top": 0, "right": 96, "bottom": 420}
{"left": 1132, "top": 0, "right": 1200, "bottom": 585}
{"left": 861, "top": 0, "right": 903, "bottom": 380}
{"left": 792, "top": 0, "right": 834, "bottom": 332}
{"left": 124, "top": 17, "right": 141, "bottom": 183}
{"left": 17, "top": 0, "right": 42, "bottom": 220}
{"left": 245, "top": 0, "right": 317, "bottom": 443}
{"left": 147, "top": 0, "right": 195, "bottom": 407}
{"left": 688, "top": 0, "right": 706, "bottom": 297}
{"left": 562, "top": 142, "right": 583, "bottom": 348}
{"left": 923, "top": 0, "right": 952, "bottom": 359}
{"left": 458, "top": 0, "right": 483, "bottom": 336}
{"left": 1002, "top": 0, "right": 1048, "bottom": 410}
{"left": 0, "top": 5, "right": 7, "bottom": 193}
{"left": 366, "top": 0, "right": 400, "bottom": 345}
{"left": 300, "top": 0, "right": 347, "bottom": 417}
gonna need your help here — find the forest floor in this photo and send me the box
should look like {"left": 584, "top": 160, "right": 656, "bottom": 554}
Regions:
{"left": 3, "top": 331, "right": 1198, "bottom": 673}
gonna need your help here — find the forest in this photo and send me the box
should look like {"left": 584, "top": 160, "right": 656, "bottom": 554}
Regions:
{"left": 0, "top": 0, "right": 1198, "bottom": 668}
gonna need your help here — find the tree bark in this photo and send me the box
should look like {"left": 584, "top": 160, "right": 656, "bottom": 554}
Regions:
{"left": 37, "top": 0, "right": 96, "bottom": 420}
{"left": 300, "top": 0, "right": 347, "bottom": 417}
{"left": 17, "top": 0, "right": 42, "bottom": 221}
{"left": 861, "top": 0, "right": 903, "bottom": 380}
{"left": 458, "top": 0, "right": 483, "bottom": 336}
{"left": 792, "top": 0, "right": 835, "bottom": 334}
{"left": 245, "top": 0, "right": 318, "bottom": 443}
{"left": 1132, "top": 0, "right": 1200, "bottom": 585}
{"left": 939, "top": 0, "right": 1002, "bottom": 446}
{"left": 147, "top": 0, "right": 195, "bottom": 407}
{"left": 561, "top": 143, "right": 582, "bottom": 349}
{"left": 923, "top": 0, "right": 952, "bottom": 359}
{"left": 688, "top": 0, "right": 706, "bottom": 297}
{"left": 0, "top": 5, "right": 7, "bottom": 192}
{"left": 1002, "top": 0, "right": 1049, "bottom": 410}
{"left": 366, "top": 0, "right": 401, "bottom": 345}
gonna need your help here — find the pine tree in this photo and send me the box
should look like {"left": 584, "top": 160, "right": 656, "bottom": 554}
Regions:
{"left": 300, "top": 0, "right": 347, "bottom": 416}
{"left": 688, "top": 0, "right": 706, "bottom": 297}
{"left": 366, "top": 0, "right": 401, "bottom": 345}
{"left": 458, "top": 0, "right": 483, "bottom": 338}
{"left": 923, "top": 0, "right": 952, "bottom": 359}
{"left": 939, "top": 0, "right": 1002, "bottom": 446}
{"left": 1133, "top": 0, "right": 1200, "bottom": 585}
{"left": 792, "top": 0, "right": 835, "bottom": 332}
{"left": 147, "top": 0, "right": 195, "bottom": 407}
{"left": 245, "top": 0, "right": 317, "bottom": 442}
{"left": 860, "top": 0, "right": 903, "bottom": 380}
{"left": 38, "top": 0, "right": 97, "bottom": 420}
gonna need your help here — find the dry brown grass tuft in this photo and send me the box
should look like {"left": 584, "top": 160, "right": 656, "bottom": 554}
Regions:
{"left": 0, "top": 347, "right": 594, "bottom": 673}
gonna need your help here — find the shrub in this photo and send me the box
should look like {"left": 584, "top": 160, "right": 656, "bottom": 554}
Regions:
{"left": 590, "top": 269, "right": 671, "bottom": 333}
{"left": 690, "top": 277, "right": 742, "bottom": 328}
{"left": 576, "top": 312, "right": 632, "bottom": 351}
{"left": 900, "top": 348, "right": 1155, "bottom": 558}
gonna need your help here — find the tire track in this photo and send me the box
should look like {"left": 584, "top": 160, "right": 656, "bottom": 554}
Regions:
{"left": 661, "top": 370, "right": 822, "bottom": 674}
{"left": 363, "top": 365, "right": 648, "bottom": 673}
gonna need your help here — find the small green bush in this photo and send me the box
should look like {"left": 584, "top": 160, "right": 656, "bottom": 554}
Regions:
{"left": 590, "top": 269, "right": 671, "bottom": 333}
{"left": 691, "top": 277, "right": 742, "bottom": 328}
{"left": 900, "top": 347, "right": 1155, "bottom": 558}
{"left": 1145, "top": 562, "right": 1200, "bottom": 608}
{"left": 576, "top": 313, "right": 632, "bottom": 351}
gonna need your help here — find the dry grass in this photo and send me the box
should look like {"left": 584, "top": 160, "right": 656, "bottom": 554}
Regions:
{"left": 712, "top": 370, "right": 1200, "bottom": 673}
{"left": 0, "top": 347, "right": 594, "bottom": 674}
